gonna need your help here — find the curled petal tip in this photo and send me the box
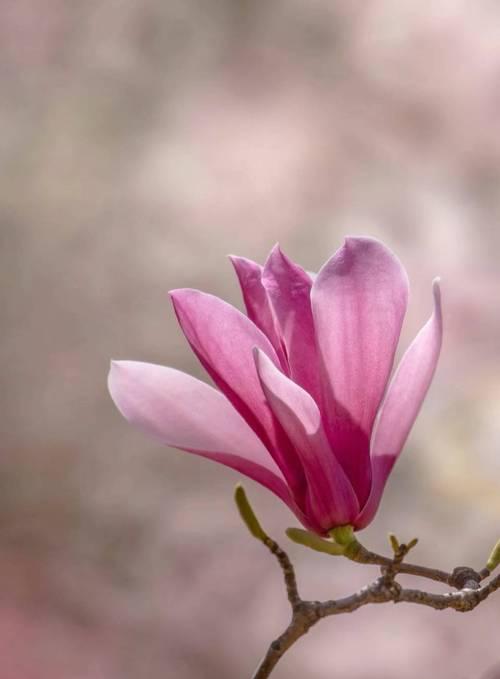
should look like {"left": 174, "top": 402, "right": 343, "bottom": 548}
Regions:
{"left": 252, "top": 346, "right": 277, "bottom": 378}
{"left": 109, "top": 360, "right": 123, "bottom": 384}
{"left": 108, "top": 360, "right": 116, "bottom": 383}
{"left": 252, "top": 347, "right": 262, "bottom": 373}
{"left": 343, "top": 234, "right": 358, "bottom": 247}
{"left": 168, "top": 288, "right": 204, "bottom": 312}
{"left": 107, "top": 360, "right": 130, "bottom": 413}
{"left": 109, "top": 359, "right": 126, "bottom": 373}
{"left": 168, "top": 287, "right": 199, "bottom": 299}
{"left": 343, "top": 234, "right": 382, "bottom": 247}
{"left": 266, "top": 242, "right": 286, "bottom": 262}
{"left": 168, "top": 287, "right": 183, "bottom": 298}
{"left": 228, "top": 253, "right": 260, "bottom": 273}
{"left": 432, "top": 277, "right": 441, "bottom": 298}
{"left": 432, "top": 278, "right": 442, "bottom": 324}
{"left": 228, "top": 254, "right": 244, "bottom": 273}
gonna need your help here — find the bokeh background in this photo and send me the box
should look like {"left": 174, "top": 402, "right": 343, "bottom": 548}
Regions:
{"left": 2, "top": 1, "right": 500, "bottom": 677}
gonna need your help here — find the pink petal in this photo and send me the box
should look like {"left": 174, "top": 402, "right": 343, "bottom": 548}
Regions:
{"left": 254, "top": 349, "right": 359, "bottom": 532}
{"left": 229, "top": 255, "right": 286, "bottom": 367}
{"left": 355, "top": 280, "right": 443, "bottom": 529}
{"left": 108, "top": 360, "right": 294, "bottom": 506}
{"left": 262, "top": 245, "right": 321, "bottom": 400}
{"left": 169, "top": 289, "right": 306, "bottom": 493}
{"left": 311, "top": 236, "right": 409, "bottom": 502}
{"left": 312, "top": 236, "right": 409, "bottom": 432}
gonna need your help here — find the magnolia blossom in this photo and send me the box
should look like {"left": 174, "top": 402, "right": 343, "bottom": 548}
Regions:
{"left": 108, "top": 237, "right": 442, "bottom": 534}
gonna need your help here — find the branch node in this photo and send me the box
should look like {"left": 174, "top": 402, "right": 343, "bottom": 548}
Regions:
{"left": 479, "top": 567, "right": 491, "bottom": 580}
{"left": 450, "top": 566, "right": 482, "bottom": 591}
{"left": 242, "top": 492, "right": 500, "bottom": 679}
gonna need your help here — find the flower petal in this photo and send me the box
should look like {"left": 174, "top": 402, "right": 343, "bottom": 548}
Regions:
{"left": 312, "top": 236, "right": 409, "bottom": 432}
{"left": 169, "top": 289, "right": 306, "bottom": 493}
{"left": 108, "top": 360, "right": 294, "bottom": 506}
{"left": 311, "top": 236, "right": 409, "bottom": 502}
{"left": 254, "top": 349, "right": 360, "bottom": 532}
{"left": 262, "top": 245, "right": 321, "bottom": 399}
{"left": 355, "top": 280, "right": 443, "bottom": 529}
{"left": 229, "top": 255, "right": 286, "bottom": 366}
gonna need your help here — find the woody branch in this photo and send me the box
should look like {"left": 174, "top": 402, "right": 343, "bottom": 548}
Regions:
{"left": 233, "top": 487, "right": 500, "bottom": 679}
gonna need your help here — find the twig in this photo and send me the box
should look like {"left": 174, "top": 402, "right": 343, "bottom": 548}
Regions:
{"left": 260, "top": 535, "right": 301, "bottom": 609}
{"left": 349, "top": 542, "right": 450, "bottom": 582}
{"left": 251, "top": 532, "right": 319, "bottom": 679}
{"left": 234, "top": 488, "right": 500, "bottom": 679}
{"left": 251, "top": 542, "right": 500, "bottom": 678}
{"left": 349, "top": 543, "right": 485, "bottom": 588}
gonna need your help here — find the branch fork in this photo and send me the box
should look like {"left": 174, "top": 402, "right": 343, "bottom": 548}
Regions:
{"left": 234, "top": 485, "right": 500, "bottom": 679}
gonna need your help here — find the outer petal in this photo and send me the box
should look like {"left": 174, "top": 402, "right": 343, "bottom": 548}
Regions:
{"left": 169, "top": 289, "right": 306, "bottom": 494}
{"left": 229, "top": 255, "right": 287, "bottom": 367}
{"left": 262, "top": 245, "right": 321, "bottom": 400}
{"left": 108, "top": 360, "right": 294, "bottom": 507}
{"left": 355, "top": 280, "right": 443, "bottom": 529}
{"left": 254, "top": 349, "right": 359, "bottom": 532}
{"left": 311, "top": 236, "right": 409, "bottom": 502}
{"left": 312, "top": 236, "right": 409, "bottom": 433}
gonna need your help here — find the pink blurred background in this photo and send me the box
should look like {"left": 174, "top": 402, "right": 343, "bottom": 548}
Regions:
{"left": 2, "top": 2, "right": 500, "bottom": 677}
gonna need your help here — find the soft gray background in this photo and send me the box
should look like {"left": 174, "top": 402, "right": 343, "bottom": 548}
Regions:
{"left": 2, "top": 2, "right": 500, "bottom": 677}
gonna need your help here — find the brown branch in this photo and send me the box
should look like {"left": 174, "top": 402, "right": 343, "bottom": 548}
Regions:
{"left": 251, "top": 604, "right": 319, "bottom": 679}
{"left": 348, "top": 543, "right": 485, "bottom": 588}
{"left": 233, "top": 489, "right": 499, "bottom": 678}
{"left": 250, "top": 534, "right": 500, "bottom": 679}
{"left": 318, "top": 572, "right": 500, "bottom": 616}
{"left": 261, "top": 535, "right": 301, "bottom": 609}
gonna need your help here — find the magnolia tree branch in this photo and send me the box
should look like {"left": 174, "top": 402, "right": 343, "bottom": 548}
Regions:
{"left": 344, "top": 542, "right": 490, "bottom": 589}
{"left": 234, "top": 487, "right": 500, "bottom": 679}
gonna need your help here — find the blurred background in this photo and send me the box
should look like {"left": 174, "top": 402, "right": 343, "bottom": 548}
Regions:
{"left": 2, "top": 1, "right": 500, "bottom": 677}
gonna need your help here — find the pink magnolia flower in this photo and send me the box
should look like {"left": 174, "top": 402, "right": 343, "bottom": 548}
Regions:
{"left": 108, "top": 237, "right": 442, "bottom": 534}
